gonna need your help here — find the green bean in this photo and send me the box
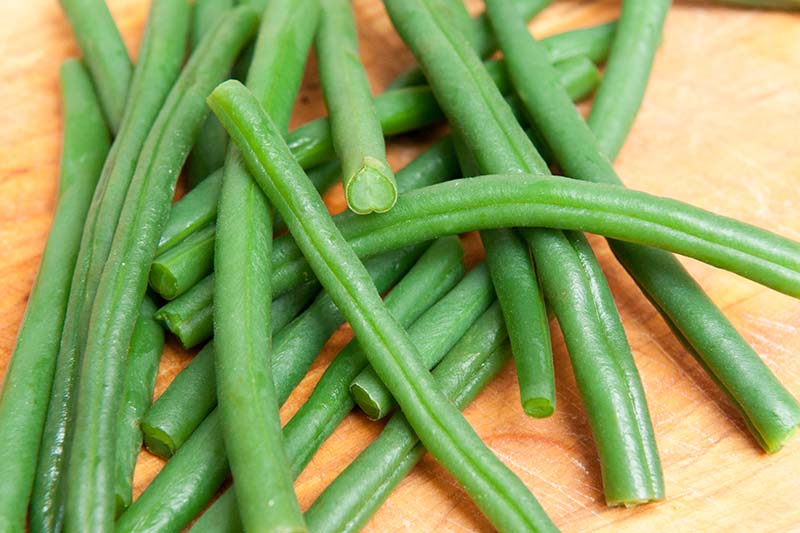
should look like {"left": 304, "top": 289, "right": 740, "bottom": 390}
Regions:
{"left": 587, "top": 0, "right": 670, "bottom": 160}
{"left": 213, "top": 1, "right": 322, "bottom": 528}
{"left": 158, "top": 169, "right": 223, "bottom": 255}
{"left": 542, "top": 20, "right": 616, "bottom": 65}
{"left": 114, "top": 296, "right": 164, "bottom": 515}
{"left": 386, "top": 0, "right": 550, "bottom": 89}
{"left": 489, "top": 0, "right": 800, "bottom": 453}
{"left": 274, "top": 161, "right": 341, "bottom": 233}
{"left": 317, "top": 0, "right": 397, "bottom": 214}
{"left": 0, "top": 60, "right": 108, "bottom": 533}
{"left": 152, "top": 224, "right": 216, "bottom": 300}
{"left": 487, "top": 0, "right": 662, "bottom": 504}
{"left": 142, "top": 278, "right": 315, "bottom": 458}
{"left": 451, "top": 134, "right": 554, "bottom": 418}
{"left": 31, "top": 3, "right": 189, "bottom": 530}
{"left": 146, "top": 245, "right": 422, "bottom": 460}
{"left": 149, "top": 56, "right": 598, "bottom": 302}
{"left": 192, "top": 239, "right": 468, "bottom": 532}
{"left": 306, "top": 307, "right": 510, "bottom": 533}
{"left": 351, "top": 263, "right": 495, "bottom": 419}
{"left": 64, "top": 9, "right": 258, "bottom": 531}
{"left": 118, "top": 239, "right": 456, "bottom": 533}
{"left": 116, "top": 411, "right": 230, "bottom": 533}
{"left": 209, "top": 79, "right": 558, "bottom": 532}
{"left": 59, "top": 0, "right": 132, "bottom": 132}
{"left": 185, "top": 0, "right": 238, "bottom": 187}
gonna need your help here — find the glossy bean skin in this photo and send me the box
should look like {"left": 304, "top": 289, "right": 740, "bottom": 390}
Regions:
{"left": 318, "top": 0, "right": 397, "bottom": 214}
{"left": 212, "top": 0, "right": 322, "bottom": 529}
{"left": 113, "top": 297, "right": 165, "bottom": 515}
{"left": 587, "top": 0, "right": 670, "bottom": 160}
{"left": 0, "top": 60, "right": 109, "bottom": 532}
{"left": 209, "top": 79, "right": 559, "bottom": 533}
{"left": 118, "top": 238, "right": 461, "bottom": 533}
{"left": 307, "top": 307, "right": 511, "bottom": 533}
{"left": 31, "top": 3, "right": 190, "bottom": 530}
{"left": 59, "top": 0, "right": 132, "bottom": 132}
{"left": 63, "top": 9, "right": 258, "bottom": 531}
{"left": 487, "top": 0, "right": 800, "bottom": 453}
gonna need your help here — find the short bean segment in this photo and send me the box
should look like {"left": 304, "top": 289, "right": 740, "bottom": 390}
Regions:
{"left": 114, "top": 296, "right": 165, "bottom": 515}
{"left": 306, "top": 305, "right": 511, "bottom": 533}
{"left": 486, "top": 0, "right": 800, "bottom": 453}
{"left": 350, "top": 262, "right": 495, "bottom": 420}
{"left": 118, "top": 237, "right": 463, "bottom": 533}
{"left": 318, "top": 0, "right": 397, "bottom": 214}
{"left": 145, "top": 245, "right": 421, "bottom": 459}
{"left": 31, "top": 2, "right": 190, "bottom": 530}
{"left": 151, "top": 224, "right": 216, "bottom": 300}
{"left": 208, "top": 79, "right": 558, "bottom": 532}
{"left": 387, "top": 0, "right": 550, "bottom": 89}
{"left": 143, "top": 282, "right": 314, "bottom": 458}
{"left": 0, "top": 60, "right": 108, "bottom": 532}
{"left": 64, "top": 9, "right": 258, "bottom": 531}
{"left": 213, "top": 0, "right": 321, "bottom": 529}
{"left": 59, "top": 0, "right": 132, "bottom": 132}
{"left": 587, "top": 0, "right": 670, "bottom": 160}
{"left": 151, "top": 55, "right": 599, "bottom": 303}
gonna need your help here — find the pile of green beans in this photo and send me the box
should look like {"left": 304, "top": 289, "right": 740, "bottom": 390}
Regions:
{"left": 4, "top": 1, "right": 799, "bottom": 531}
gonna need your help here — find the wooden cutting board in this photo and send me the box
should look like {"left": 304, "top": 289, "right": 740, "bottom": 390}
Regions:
{"left": 2, "top": 0, "right": 799, "bottom": 530}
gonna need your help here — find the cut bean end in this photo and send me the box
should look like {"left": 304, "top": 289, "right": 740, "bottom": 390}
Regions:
{"left": 141, "top": 423, "right": 177, "bottom": 459}
{"left": 523, "top": 397, "right": 555, "bottom": 418}
{"left": 346, "top": 157, "right": 398, "bottom": 214}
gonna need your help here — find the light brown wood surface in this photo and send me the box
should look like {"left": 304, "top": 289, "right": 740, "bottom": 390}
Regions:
{"left": 2, "top": 0, "right": 800, "bottom": 531}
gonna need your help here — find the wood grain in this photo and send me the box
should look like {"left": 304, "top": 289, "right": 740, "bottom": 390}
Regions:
{"left": 1, "top": 0, "right": 799, "bottom": 531}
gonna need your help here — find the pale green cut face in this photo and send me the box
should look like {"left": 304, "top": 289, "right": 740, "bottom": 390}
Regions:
{"left": 346, "top": 157, "right": 398, "bottom": 215}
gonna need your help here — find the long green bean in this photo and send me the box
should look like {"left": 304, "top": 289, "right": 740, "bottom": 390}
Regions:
{"left": 306, "top": 309, "right": 510, "bottom": 533}
{"left": 185, "top": 0, "right": 236, "bottom": 186}
{"left": 209, "top": 79, "right": 558, "bottom": 532}
{"left": 146, "top": 245, "right": 422, "bottom": 460}
{"left": 192, "top": 241, "right": 472, "bottom": 532}
{"left": 487, "top": 0, "right": 662, "bottom": 504}
{"left": 148, "top": 56, "right": 599, "bottom": 302}
{"left": 213, "top": 1, "right": 321, "bottom": 528}
{"left": 114, "top": 296, "right": 164, "bottom": 515}
{"left": 31, "top": 3, "right": 189, "bottom": 530}
{"left": 59, "top": 0, "right": 132, "bottom": 132}
{"left": 488, "top": 0, "right": 800, "bottom": 453}
{"left": 350, "top": 263, "right": 495, "bottom": 419}
{"left": 587, "top": 0, "right": 670, "bottom": 160}
{"left": 318, "top": 0, "right": 397, "bottom": 214}
{"left": 387, "top": 0, "right": 550, "bottom": 89}
{"left": 0, "top": 60, "right": 108, "bottom": 533}
{"left": 117, "top": 238, "right": 459, "bottom": 533}
{"left": 64, "top": 9, "right": 258, "bottom": 531}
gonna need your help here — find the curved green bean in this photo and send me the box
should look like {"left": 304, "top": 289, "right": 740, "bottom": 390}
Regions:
{"left": 351, "top": 262, "right": 495, "bottom": 419}
{"left": 587, "top": 0, "right": 670, "bottom": 160}
{"left": 31, "top": 3, "right": 189, "bottom": 530}
{"left": 306, "top": 309, "right": 510, "bottom": 533}
{"left": 214, "top": 1, "right": 320, "bottom": 529}
{"left": 209, "top": 79, "right": 558, "bottom": 532}
{"left": 114, "top": 296, "right": 164, "bottom": 515}
{"left": 488, "top": 0, "right": 800, "bottom": 453}
{"left": 149, "top": 56, "right": 598, "bottom": 302}
{"left": 64, "top": 9, "right": 258, "bottom": 531}
{"left": 318, "top": 0, "right": 397, "bottom": 214}
{"left": 118, "top": 239, "right": 455, "bottom": 533}
{"left": 0, "top": 60, "right": 108, "bottom": 533}
{"left": 386, "top": 0, "right": 550, "bottom": 89}
{"left": 59, "top": 0, "right": 132, "bottom": 132}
